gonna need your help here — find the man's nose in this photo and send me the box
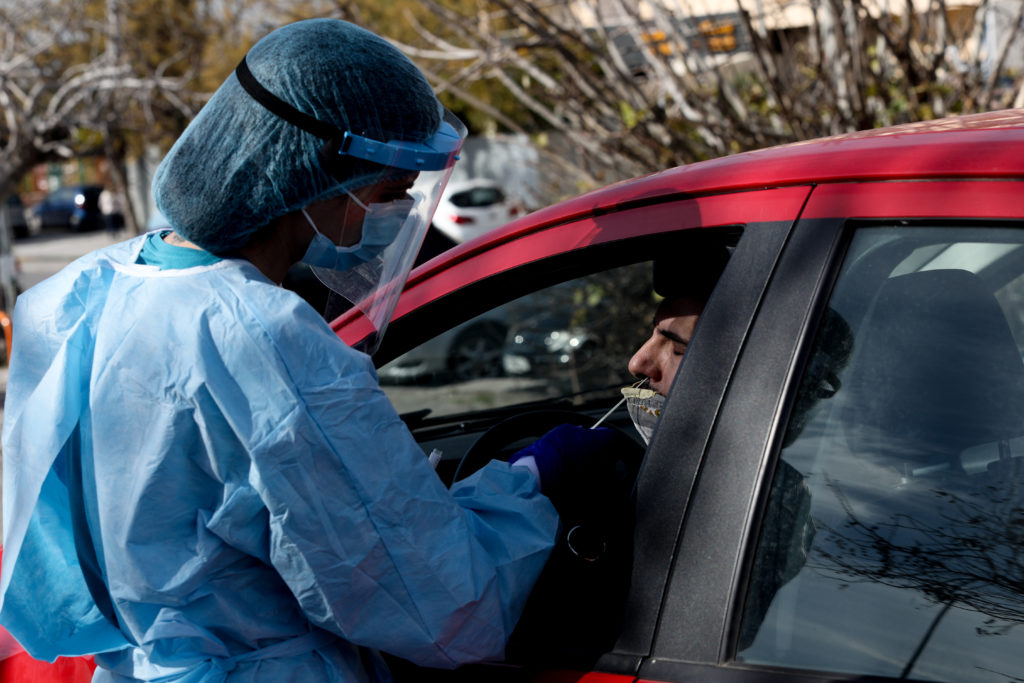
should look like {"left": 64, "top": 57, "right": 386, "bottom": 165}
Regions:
{"left": 628, "top": 338, "right": 659, "bottom": 382}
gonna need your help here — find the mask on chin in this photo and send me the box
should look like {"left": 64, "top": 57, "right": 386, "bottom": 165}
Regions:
{"left": 623, "top": 384, "right": 665, "bottom": 445}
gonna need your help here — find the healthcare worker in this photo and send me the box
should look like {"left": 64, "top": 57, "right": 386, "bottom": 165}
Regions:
{"left": 0, "top": 18, "right": 608, "bottom": 682}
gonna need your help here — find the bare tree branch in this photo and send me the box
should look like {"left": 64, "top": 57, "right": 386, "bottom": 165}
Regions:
{"left": 334, "top": 0, "right": 1024, "bottom": 200}
{"left": 0, "top": 0, "right": 208, "bottom": 205}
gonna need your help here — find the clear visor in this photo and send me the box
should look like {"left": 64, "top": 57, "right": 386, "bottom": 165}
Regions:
{"left": 312, "top": 110, "right": 466, "bottom": 355}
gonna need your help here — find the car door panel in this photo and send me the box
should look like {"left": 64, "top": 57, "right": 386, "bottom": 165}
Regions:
{"left": 644, "top": 180, "right": 1024, "bottom": 681}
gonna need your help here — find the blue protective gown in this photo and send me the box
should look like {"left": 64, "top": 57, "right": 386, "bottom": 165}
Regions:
{"left": 0, "top": 233, "right": 559, "bottom": 681}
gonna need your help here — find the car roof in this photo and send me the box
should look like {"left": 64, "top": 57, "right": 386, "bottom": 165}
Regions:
{"left": 521, "top": 109, "right": 1024, "bottom": 230}
{"left": 407, "top": 109, "right": 1024, "bottom": 270}
{"left": 332, "top": 109, "right": 1024, "bottom": 337}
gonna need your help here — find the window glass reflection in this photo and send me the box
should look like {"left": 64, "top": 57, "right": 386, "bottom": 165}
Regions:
{"left": 738, "top": 227, "right": 1024, "bottom": 681}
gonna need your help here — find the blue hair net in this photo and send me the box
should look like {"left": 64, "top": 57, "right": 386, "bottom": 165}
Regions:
{"left": 153, "top": 19, "right": 442, "bottom": 254}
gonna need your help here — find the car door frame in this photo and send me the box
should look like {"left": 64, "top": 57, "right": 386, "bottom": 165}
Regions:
{"left": 637, "top": 179, "right": 1024, "bottom": 683}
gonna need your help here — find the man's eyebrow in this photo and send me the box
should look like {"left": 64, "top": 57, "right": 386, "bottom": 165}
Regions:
{"left": 657, "top": 326, "right": 689, "bottom": 346}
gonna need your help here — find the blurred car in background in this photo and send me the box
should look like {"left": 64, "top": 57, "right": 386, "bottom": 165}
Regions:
{"left": 378, "top": 278, "right": 633, "bottom": 387}
{"left": 500, "top": 275, "right": 638, "bottom": 389}
{"left": 431, "top": 178, "right": 523, "bottom": 244}
{"left": 27, "top": 184, "right": 104, "bottom": 232}
{"left": 502, "top": 315, "right": 596, "bottom": 380}
{"left": 378, "top": 313, "right": 509, "bottom": 384}
{"left": 2, "top": 195, "right": 32, "bottom": 239}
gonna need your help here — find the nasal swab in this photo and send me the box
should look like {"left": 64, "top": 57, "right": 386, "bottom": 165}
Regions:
{"left": 591, "top": 395, "right": 627, "bottom": 429}
{"left": 591, "top": 378, "right": 650, "bottom": 429}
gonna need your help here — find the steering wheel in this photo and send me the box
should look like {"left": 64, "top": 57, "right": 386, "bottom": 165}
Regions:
{"left": 451, "top": 409, "right": 595, "bottom": 484}
{"left": 452, "top": 409, "right": 646, "bottom": 668}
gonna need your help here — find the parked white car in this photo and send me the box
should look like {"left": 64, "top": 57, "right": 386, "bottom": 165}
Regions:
{"left": 430, "top": 178, "right": 523, "bottom": 244}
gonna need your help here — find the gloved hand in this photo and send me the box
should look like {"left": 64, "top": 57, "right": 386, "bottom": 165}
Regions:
{"left": 509, "top": 424, "right": 621, "bottom": 498}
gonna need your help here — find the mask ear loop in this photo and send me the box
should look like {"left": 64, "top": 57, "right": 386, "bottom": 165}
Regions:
{"left": 303, "top": 204, "right": 364, "bottom": 256}
{"left": 301, "top": 208, "right": 322, "bottom": 237}
{"left": 346, "top": 191, "right": 370, "bottom": 212}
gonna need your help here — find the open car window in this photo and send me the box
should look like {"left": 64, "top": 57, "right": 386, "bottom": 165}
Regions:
{"left": 738, "top": 225, "right": 1024, "bottom": 681}
{"left": 379, "top": 261, "right": 654, "bottom": 420}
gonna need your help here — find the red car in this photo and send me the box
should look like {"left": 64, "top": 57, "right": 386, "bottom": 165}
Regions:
{"left": 334, "top": 109, "right": 1024, "bottom": 683}
{"left": 8, "top": 110, "right": 1024, "bottom": 682}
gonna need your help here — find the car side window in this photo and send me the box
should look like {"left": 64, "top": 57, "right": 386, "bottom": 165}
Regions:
{"left": 450, "top": 187, "right": 505, "bottom": 208}
{"left": 738, "top": 226, "right": 1024, "bottom": 681}
{"left": 379, "top": 262, "right": 653, "bottom": 419}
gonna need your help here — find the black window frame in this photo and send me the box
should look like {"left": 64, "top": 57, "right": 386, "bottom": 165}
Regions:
{"left": 640, "top": 213, "right": 848, "bottom": 679}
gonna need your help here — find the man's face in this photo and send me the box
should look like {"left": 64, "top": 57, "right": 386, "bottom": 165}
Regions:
{"left": 627, "top": 295, "right": 704, "bottom": 396}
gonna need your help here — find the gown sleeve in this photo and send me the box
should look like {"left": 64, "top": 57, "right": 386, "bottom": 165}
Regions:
{"left": 226, "top": 295, "right": 560, "bottom": 668}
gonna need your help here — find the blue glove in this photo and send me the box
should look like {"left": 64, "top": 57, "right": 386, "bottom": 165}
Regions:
{"left": 510, "top": 424, "right": 620, "bottom": 497}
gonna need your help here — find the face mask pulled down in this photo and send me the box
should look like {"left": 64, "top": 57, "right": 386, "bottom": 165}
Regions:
{"left": 623, "top": 384, "right": 665, "bottom": 445}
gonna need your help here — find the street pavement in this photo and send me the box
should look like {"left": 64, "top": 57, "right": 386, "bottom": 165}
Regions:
{"left": 16, "top": 227, "right": 126, "bottom": 290}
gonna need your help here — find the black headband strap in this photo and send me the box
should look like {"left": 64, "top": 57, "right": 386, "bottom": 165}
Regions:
{"left": 234, "top": 56, "right": 342, "bottom": 142}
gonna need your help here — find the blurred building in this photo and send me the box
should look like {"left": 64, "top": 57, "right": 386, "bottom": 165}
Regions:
{"left": 565, "top": 0, "right": 1020, "bottom": 79}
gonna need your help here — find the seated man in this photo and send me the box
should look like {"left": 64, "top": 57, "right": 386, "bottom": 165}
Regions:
{"left": 623, "top": 241, "right": 731, "bottom": 441}
{"left": 501, "top": 241, "right": 732, "bottom": 665}
{"left": 514, "top": 238, "right": 733, "bottom": 480}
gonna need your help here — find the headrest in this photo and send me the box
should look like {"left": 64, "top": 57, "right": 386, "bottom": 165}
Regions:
{"left": 842, "top": 269, "right": 1024, "bottom": 459}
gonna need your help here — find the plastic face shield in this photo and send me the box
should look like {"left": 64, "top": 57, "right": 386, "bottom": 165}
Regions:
{"left": 312, "top": 110, "right": 467, "bottom": 355}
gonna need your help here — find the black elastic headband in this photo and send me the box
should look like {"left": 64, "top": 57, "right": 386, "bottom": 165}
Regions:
{"left": 234, "top": 56, "right": 342, "bottom": 142}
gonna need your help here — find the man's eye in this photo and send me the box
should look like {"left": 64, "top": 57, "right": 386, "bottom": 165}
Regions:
{"left": 673, "top": 344, "right": 687, "bottom": 356}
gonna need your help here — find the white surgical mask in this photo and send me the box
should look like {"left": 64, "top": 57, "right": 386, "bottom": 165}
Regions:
{"left": 623, "top": 384, "right": 665, "bottom": 445}
{"left": 300, "top": 193, "right": 414, "bottom": 272}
